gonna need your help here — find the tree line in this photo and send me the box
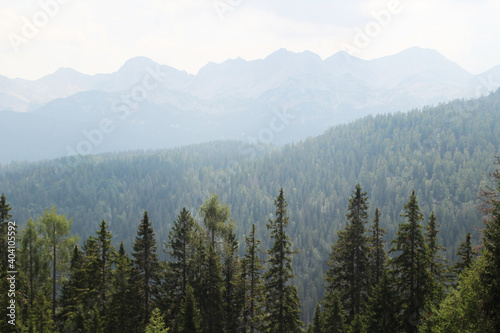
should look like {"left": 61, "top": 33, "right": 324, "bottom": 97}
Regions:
{"left": 1, "top": 156, "right": 500, "bottom": 332}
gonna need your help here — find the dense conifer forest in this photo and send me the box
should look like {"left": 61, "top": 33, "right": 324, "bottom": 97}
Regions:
{"left": 1, "top": 90, "right": 500, "bottom": 331}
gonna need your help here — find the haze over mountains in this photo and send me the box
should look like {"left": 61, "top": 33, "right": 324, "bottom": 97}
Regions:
{"left": 1, "top": 46, "right": 499, "bottom": 163}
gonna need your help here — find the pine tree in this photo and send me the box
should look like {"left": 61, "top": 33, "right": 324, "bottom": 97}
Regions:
{"left": 480, "top": 156, "right": 500, "bottom": 331}
{"left": 263, "top": 188, "right": 303, "bottom": 333}
{"left": 325, "top": 184, "right": 370, "bottom": 323}
{"left": 454, "top": 232, "right": 475, "bottom": 275}
{"left": 242, "top": 224, "right": 265, "bottom": 333}
{"left": 389, "top": 190, "right": 432, "bottom": 333}
{"left": 132, "top": 211, "right": 161, "bottom": 327}
{"left": 37, "top": 206, "right": 78, "bottom": 319}
{"left": 178, "top": 284, "right": 202, "bottom": 333}
{"left": 425, "top": 211, "right": 449, "bottom": 303}
{"left": 322, "top": 290, "right": 346, "bottom": 333}
{"left": 369, "top": 208, "right": 387, "bottom": 287}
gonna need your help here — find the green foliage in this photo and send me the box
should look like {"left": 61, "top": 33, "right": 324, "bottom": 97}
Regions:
{"left": 325, "top": 184, "right": 370, "bottom": 323}
{"left": 145, "top": 308, "right": 170, "bottom": 333}
{"left": 425, "top": 212, "right": 449, "bottom": 304}
{"left": 480, "top": 157, "right": 500, "bottom": 331}
{"left": 430, "top": 255, "right": 492, "bottom": 332}
{"left": 164, "top": 207, "right": 196, "bottom": 328}
{"left": 453, "top": 232, "right": 475, "bottom": 276}
{"left": 177, "top": 285, "right": 202, "bottom": 333}
{"left": 322, "top": 291, "right": 346, "bottom": 333}
{"left": 2, "top": 92, "right": 500, "bottom": 321}
{"left": 37, "top": 206, "right": 78, "bottom": 319}
{"left": 132, "top": 211, "right": 161, "bottom": 327}
{"left": 390, "top": 190, "right": 432, "bottom": 332}
{"left": 108, "top": 242, "right": 141, "bottom": 332}
{"left": 369, "top": 208, "right": 387, "bottom": 287}
{"left": 264, "top": 189, "right": 303, "bottom": 332}
{"left": 242, "top": 224, "right": 265, "bottom": 332}
{"left": 365, "top": 270, "right": 399, "bottom": 333}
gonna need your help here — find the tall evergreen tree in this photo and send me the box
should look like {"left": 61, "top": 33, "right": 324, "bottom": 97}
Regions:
{"left": 108, "top": 242, "right": 141, "bottom": 333}
{"left": 242, "top": 224, "right": 265, "bottom": 333}
{"left": 165, "top": 207, "right": 196, "bottom": 328}
{"left": 365, "top": 270, "right": 399, "bottom": 333}
{"left": 37, "top": 206, "right": 78, "bottom": 319}
{"left": 59, "top": 245, "right": 86, "bottom": 332}
{"left": 454, "top": 231, "right": 476, "bottom": 275}
{"left": 389, "top": 190, "right": 432, "bottom": 333}
{"left": 132, "top": 211, "right": 161, "bottom": 327}
{"left": 95, "top": 219, "right": 115, "bottom": 322}
{"left": 178, "top": 284, "right": 202, "bottom": 333}
{"left": 322, "top": 290, "right": 346, "bottom": 333}
{"left": 308, "top": 304, "right": 323, "bottom": 333}
{"left": 425, "top": 211, "right": 449, "bottom": 303}
{"left": 203, "top": 244, "right": 225, "bottom": 333}
{"left": 369, "top": 208, "right": 387, "bottom": 287}
{"left": 480, "top": 156, "right": 500, "bottom": 331}
{"left": 263, "top": 188, "right": 303, "bottom": 333}
{"left": 222, "top": 222, "right": 243, "bottom": 332}
{"left": 325, "top": 184, "right": 370, "bottom": 323}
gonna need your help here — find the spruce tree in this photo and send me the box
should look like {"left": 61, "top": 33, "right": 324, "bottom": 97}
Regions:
{"left": 242, "top": 224, "right": 265, "bottom": 333}
{"left": 203, "top": 244, "right": 225, "bottom": 333}
{"left": 322, "top": 290, "right": 346, "bottom": 333}
{"left": 454, "top": 232, "right": 475, "bottom": 275}
{"left": 59, "top": 245, "right": 86, "bottom": 332}
{"left": 310, "top": 303, "right": 323, "bottom": 333}
{"left": 389, "top": 190, "right": 432, "bottom": 333}
{"left": 132, "top": 211, "right": 161, "bottom": 327}
{"left": 222, "top": 223, "right": 243, "bottom": 332}
{"left": 425, "top": 211, "right": 448, "bottom": 303}
{"left": 178, "top": 284, "right": 202, "bottom": 333}
{"left": 95, "top": 219, "right": 115, "bottom": 322}
{"left": 365, "top": 270, "right": 399, "bottom": 333}
{"left": 325, "top": 184, "right": 370, "bottom": 323}
{"left": 165, "top": 207, "right": 196, "bottom": 327}
{"left": 263, "top": 188, "right": 303, "bottom": 333}
{"left": 108, "top": 242, "right": 141, "bottom": 333}
{"left": 369, "top": 208, "right": 387, "bottom": 287}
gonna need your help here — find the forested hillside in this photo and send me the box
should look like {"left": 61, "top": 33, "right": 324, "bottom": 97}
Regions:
{"left": 1, "top": 89, "right": 499, "bottom": 322}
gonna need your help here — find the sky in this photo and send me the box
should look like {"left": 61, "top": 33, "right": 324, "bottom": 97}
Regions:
{"left": 0, "top": 0, "right": 499, "bottom": 80}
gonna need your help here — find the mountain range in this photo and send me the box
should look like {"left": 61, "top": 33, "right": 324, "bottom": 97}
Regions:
{"left": 1, "top": 46, "right": 499, "bottom": 163}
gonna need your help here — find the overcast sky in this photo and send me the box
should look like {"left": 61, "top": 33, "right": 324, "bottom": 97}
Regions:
{"left": 1, "top": 0, "right": 499, "bottom": 80}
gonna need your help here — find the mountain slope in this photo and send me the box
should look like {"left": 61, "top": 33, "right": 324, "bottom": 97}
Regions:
{"left": 1, "top": 89, "right": 499, "bottom": 321}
